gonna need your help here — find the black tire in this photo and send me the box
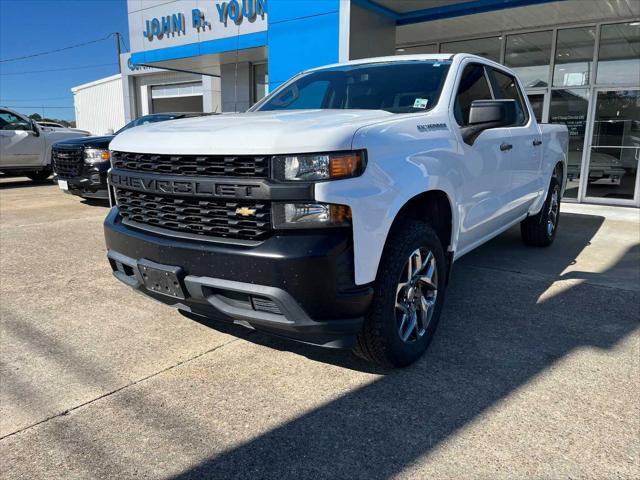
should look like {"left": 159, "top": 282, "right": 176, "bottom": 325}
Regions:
{"left": 520, "top": 176, "right": 561, "bottom": 247}
{"left": 354, "top": 221, "right": 447, "bottom": 367}
{"left": 27, "top": 169, "right": 52, "bottom": 182}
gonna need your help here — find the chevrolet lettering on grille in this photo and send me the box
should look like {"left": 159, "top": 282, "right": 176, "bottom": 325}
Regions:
{"left": 109, "top": 171, "right": 262, "bottom": 198}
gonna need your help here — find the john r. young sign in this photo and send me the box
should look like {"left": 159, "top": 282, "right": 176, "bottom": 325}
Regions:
{"left": 143, "top": 0, "right": 267, "bottom": 41}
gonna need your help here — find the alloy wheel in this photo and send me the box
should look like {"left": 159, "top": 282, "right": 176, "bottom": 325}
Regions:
{"left": 547, "top": 187, "right": 559, "bottom": 236}
{"left": 395, "top": 247, "right": 438, "bottom": 343}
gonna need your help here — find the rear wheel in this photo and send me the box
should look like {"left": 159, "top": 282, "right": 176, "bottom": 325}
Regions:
{"left": 27, "top": 169, "right": 51, "bottom": 182}
{"left": 520, "top": 176, "right": 561, "bottom": 247}
{"left": 354, "top": 221, "right": 447, "bottom": 367}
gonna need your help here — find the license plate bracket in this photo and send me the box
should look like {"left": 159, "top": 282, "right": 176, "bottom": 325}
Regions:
{"left": 137, "top": 259, "right": 186, "bottom": 299}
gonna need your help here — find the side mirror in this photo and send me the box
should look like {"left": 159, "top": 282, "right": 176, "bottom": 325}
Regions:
{"left": 468, "top": 99, "right": 517, "bottom": 126}
{"left": 462, "top": 99, "right": 517, "bottom": 145}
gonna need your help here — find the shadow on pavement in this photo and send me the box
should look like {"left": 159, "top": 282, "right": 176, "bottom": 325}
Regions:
{"left": 0, "top": 177, "right": 53, "bottom": 189}
{"left": 80, "top": 198, "right": 110, "bottom": 208}
{"left": 165, "top": 212, "right": 640, "bottom": 479}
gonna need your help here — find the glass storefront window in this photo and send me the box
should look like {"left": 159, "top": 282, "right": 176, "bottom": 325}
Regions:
{"left": 553, "top": 27, "right": 596, "bottom": 87}
{"left": 596, "top": 22, "right": 640, "bottom": 85}
{"left": 396, "top": 44, "right": 437, "bottom": 55}
{"left": 549, "top": 89, "right": 590, "bottom": 198}
{"left": 586, "top": 90, "right": 639, "bottom": 200}
{"left": 505, "top": 31, "right": 552, "bottom": 88}
{"left": 252, "top": 63, "right": 268, "bottom": 104}
{"left": 441, "top": 37, "right": 501, "bottom": 62}
{"left": 527, "top": 93, "right": 545, "bottom": 122}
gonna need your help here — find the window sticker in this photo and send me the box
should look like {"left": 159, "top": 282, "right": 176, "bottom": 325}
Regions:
{"left": 413, "top": 98, "right": 429, "bottom": 109}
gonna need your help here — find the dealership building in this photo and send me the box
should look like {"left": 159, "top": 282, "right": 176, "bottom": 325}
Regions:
{"left": 73, "top": 0, "right": 639, "bottom": 207}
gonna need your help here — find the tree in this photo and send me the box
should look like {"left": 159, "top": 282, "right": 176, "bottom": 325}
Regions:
{"left": 28, "top": 113, "right": 42, "bottom": 121}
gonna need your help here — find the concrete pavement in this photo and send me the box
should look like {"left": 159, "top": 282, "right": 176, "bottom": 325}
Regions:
{"left": 1, "top": 177, "right": 638, "bottom": 479}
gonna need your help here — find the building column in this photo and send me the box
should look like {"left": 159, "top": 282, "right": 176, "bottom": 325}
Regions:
{"left": 348, "top": 1, "right": 396, "bottom": 60}
{"left": 202, "top": 75, "right": 222, "bottom": 113}
{"left": 221, "top": 62, "right": 252, "bottom": 112}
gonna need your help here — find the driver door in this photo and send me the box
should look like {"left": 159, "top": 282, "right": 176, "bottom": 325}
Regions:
{"left": 0, "top": 110, "right": 44, "bottom": 167}
{"left": 451, "top": 63, "right": 514, "bottom": 255}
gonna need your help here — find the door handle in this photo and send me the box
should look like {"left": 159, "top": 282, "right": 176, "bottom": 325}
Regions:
{"left": 533, "top": 139, "right": 543, "bottom": 146}
{"left": 500, "top": 143, "right": 513, "bottom": 151}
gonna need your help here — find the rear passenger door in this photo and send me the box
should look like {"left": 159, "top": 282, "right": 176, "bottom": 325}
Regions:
{"left": 451, "top": 62, "right": 514, "bottom": 255}
{"left": 488, "top": 67, "right": 543, "bottom": 215}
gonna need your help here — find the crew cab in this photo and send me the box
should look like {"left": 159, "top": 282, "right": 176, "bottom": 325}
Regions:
{"left": 52, "top": 112, "right": 209, "bottom": 199}
{"left": 104, "top": 54, "right": 568, "bottom": 367}
{"left": 0, "top": 108, "right": 89, "bottom": 182}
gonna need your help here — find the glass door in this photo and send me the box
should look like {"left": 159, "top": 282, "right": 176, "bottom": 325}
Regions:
{"left": 549, "top": 88, "right": 590, "bottom": 200}
{"left": 526, "top": 91, "right": 546, "bottom": 123}
{"left": 583, "top": 89, "right": 640, "bottom": 206}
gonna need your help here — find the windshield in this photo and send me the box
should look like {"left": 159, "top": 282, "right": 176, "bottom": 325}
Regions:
{"left": 115, "top": 114, "right": 184, "bottom": 135}
{"left": 255, "top": 60, "right": 451, "bottom": 114}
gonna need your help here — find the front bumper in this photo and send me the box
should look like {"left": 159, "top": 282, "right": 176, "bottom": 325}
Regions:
{"left": 55, "top": 162, "right": 109, "bottom": 199}
{"left": 104, "top": 208, "right": 372, "bottom": 347}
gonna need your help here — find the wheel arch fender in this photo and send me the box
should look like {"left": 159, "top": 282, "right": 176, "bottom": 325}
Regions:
{"left": 316, "top": 171, "right": 459, "bottom": 286}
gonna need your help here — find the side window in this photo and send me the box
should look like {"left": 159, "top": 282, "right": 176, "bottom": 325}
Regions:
{"left": 0, "top": 111, "right": 31, "bottom": 131}
{"left": 490, "top": 69, "right": 529, "bottom": 126}
{"left": 454, "top": 64, "right": 493, "bottom": 126}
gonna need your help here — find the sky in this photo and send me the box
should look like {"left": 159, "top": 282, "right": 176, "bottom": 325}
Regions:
{"left": 0, "top": 0, "right": 130, "bottom": 121}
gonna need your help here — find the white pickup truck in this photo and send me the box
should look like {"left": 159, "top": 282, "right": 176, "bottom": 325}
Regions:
{"left": 105, "top": 54, "right": 568, "bottom": 367}
{"left": 0, "top": 108, "right": 89, "bottom": 182}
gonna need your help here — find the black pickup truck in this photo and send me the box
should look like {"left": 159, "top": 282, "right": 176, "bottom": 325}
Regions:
{"left": 52, "top": 112, "right": 209, "bottom": 199}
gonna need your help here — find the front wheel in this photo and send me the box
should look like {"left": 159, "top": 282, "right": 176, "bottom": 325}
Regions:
{"left": 27, "top": 169, "right": 52, "bottom": 182}
{"left": 354, "top": 221, "right": 447, "bottom": 367}
{"left": 520, "top": 176, "right": 561, "bottom": 247}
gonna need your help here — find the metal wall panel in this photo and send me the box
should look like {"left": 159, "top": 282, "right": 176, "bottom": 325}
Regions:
{"left": 73, "top": 75, "right": 126, "bottom": 136}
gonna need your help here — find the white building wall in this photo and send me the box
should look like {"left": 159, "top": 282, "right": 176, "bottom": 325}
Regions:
{"left": 72, "top": 74, "right": 125, "bottom": 135}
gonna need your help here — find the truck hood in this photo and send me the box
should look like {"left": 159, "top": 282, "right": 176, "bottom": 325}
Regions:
{"left": 54, "top": 135, "right": 114, "bottom": 149}
{"left": 109, "top": 110, "right": 394, "bottom": 155}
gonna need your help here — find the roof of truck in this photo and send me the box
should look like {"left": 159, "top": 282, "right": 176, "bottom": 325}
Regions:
{"left": 304, "top": 53, "right": 513, "bottom": 73}
{"left": 304, "top": 53, "right": 516, "bottom": 79}
{"left": 306, "top": 54, "right": 453, "bottom": 72}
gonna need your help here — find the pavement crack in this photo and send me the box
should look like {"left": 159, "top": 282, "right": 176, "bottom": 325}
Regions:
{"left": 0, "top": 337, "right": 242, "bottom": 442}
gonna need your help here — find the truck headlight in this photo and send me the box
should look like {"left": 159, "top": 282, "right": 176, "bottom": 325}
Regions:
{"left": 272, "top": 203, "right": 351, "bottom": 229}
{"left": 84, "top": 148, "right": 110, "bottom": 164}
{"left": 273, "top": 151, "right": 365, "bottom": 181}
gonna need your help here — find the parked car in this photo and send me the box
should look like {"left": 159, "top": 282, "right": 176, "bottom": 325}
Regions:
{"left": 0, "top": 108, "right": 89, "bottom": 182}
{"left": 52, "top": 112, "right": 210, "bottom": 199}
{"left": 37, "top": 121, "right": 65, "bottom": 128}
{"left": 104, "top": 54, "right": 568, "bottom": 367}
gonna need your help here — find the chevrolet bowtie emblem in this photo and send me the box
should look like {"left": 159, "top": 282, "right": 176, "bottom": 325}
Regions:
{"left": 235, "top": 207, "right": 257, "bottom": 217}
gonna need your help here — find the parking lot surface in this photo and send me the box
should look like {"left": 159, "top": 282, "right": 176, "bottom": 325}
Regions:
{"left": 1, "top": 177, "right": 639, "bottom": 479}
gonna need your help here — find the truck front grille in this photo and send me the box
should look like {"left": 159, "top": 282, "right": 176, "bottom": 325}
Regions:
{"left": 111, "top": 151, "right": 270, "bottom": 178}
{"left": 114, "top": 188, "right": 271, "bottom": 241}
{"left": 52, "top": 147, "right": 83, "bottom": 178}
